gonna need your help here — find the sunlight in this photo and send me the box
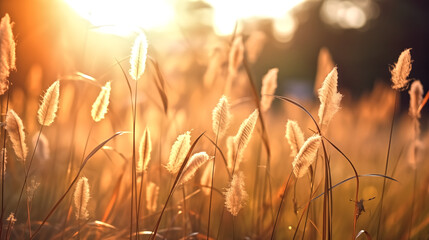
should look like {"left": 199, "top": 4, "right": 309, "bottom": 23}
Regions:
{"left": 64, "top": 0, "right": 306, "bottom": 36}
{"left": 63, "top": 0, "right": 174, "bottom": 36}
{"left": 206, "top": 0, "right": 306, "bottom": 35}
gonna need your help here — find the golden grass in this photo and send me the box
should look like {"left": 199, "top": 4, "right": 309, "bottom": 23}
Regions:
{"left": 0, "top": 13, "right": 427, "bottom": 240}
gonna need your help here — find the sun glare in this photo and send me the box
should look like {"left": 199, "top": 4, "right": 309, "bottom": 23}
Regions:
{"left": 63, "top": 0, "right": 174, "bottom": 36}
{"left": 64, "top": 0, "right": 306, "bottom": 37}
{"left": 206, "top": 0, "right": 305, "bottom": 35}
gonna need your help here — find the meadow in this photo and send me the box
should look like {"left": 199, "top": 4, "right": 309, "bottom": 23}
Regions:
{"left": 0, "top": 11, "right": 428, "bottom": 240}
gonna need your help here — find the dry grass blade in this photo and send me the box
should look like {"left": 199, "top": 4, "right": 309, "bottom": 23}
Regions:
{"left": 203, "top": 135, "right": 232, "bottom": 178}
{"left": 355, "top": 230, "right": 372, "bottom": 240}
{"left": 59, "top": 72, "right": 101, "bottom": 87}
{"left": 149, "top": 57, "right": 169, "bottom": 114}
{"left": 417, "top": 90, "right": 429, "bottom": 113}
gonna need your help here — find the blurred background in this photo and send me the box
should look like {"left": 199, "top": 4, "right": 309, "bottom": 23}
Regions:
{"left": 1, "top": 0, "right": 428, "bottom": 101}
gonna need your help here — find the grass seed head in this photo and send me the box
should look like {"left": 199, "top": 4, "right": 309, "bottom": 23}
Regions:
{"left": 91, "top": 81, "right": 111, "bottom": 122}
{"left": 6, "top": 110, "right": 27, "bottom": 161}
{"left": 0, "top": 13, "right": 16, "bottom": 95}
{"left": 166, "top": 131, "right": 192, "bottom": 174}
{"left": 138, "top": 127, "right": 152, "bottom": 172}
{"left": 292, "top": 135, "right": 321, "bottom": 178}
{"left": 225, "top": 171, "right": 248, "bottom": 216}
{"left": 318, "top": 67, "right": 342, "bottom": 132}
{"left": 74, "top": 176, "right": 90, "bottom": 220}
{"left": 179, "top": 152, "right": 210, "bottom": 185}
{"left": 233, "top": 109, "right": 258, "bottom": 160}
{"left": 391, "top": 48, "right": 412, "bottom": 91}
{"left": 409, "top": 80, "right": 423, "bottom": 118}
{"left": 212, "top": 95, "right": 232, "bottom": 139}
{"left": 260, "top": 68, "right": 278, "bottom": 112}
{"left": 38, "top": 80, "right": 60, "bottom": 126}
{"left": 129, "top": 33, "right": 148, "bottom": 81}
{"left": 285, "top": 120, "right": 305, "bottom": 157}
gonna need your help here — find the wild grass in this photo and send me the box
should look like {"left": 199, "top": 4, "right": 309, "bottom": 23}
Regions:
{"left": 0, "top": 13, "right": 428, "bottom": 240}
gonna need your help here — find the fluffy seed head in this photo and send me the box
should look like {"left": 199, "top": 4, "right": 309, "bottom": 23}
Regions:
{"left": 233, "top": 109, "right": 258, "bottom": 156}
{"left": 212, "top": 95, "right": 232, "bottom": 139}
{"left": 409, "top": 80, "right": 423, "bottom": 118}
{"left": 91, "top": 81, "right": 111, "bottom": 122}
{"left": 166, "top": 131, "right": 191, "bottom": 174}
{"left": 0, "top": 13, "right": 16, "bottom": 95}
{"left": 137, "top": 127, "right": 152, "bottom": 172}
{"left": 74, "top": 177, "right": 90, "bottom": 220}
{"left": 260, "top": 68, "right": 278, "bottom": 112}
{"left": 292, "top": 135, "right": 321, "bottom": 178}
{"left": 318, "top": 67, "right": 342, "bottom": 131}
{"left": 146, "top": 182, "right": 159, "bottom": 213}
{"left": 129, "top": 33, "right": 148, "bottom": 81}
{"left": 179, "top": 152, "right": 210, "bottom": 185}
{"left": 38, "top": 80, "right": 60, "bottom": 126}
{"left": 6, "top": 110, "right": 27, "bottom": 161}
{"left": 285, "top": 120, "right": 305, "bottom": 157}
{"left": 225, "top": 172, "right": 248, "bottom": 216}
{"left": 391, "top": 48, "right": 412, "bottom": 91}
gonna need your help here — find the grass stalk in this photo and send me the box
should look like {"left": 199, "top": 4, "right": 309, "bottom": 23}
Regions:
{"left": 207, "top": 127, "right": 220, "bottom": 239}
{"left": 408, "top": 168, "right": 418, "bottom": 239}
{"left": 0, "top": 81, "right": 11, "bottom": 239}
{"left": 376, "top": 92, "right": 397, "bottom": 239}
{"left": 271, "top": 170, "right": 294, "bottom": 239}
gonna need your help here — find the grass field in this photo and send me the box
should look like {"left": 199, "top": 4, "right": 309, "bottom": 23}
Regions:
{"left": 0, "top": 8, "right": 428, "bottom": 240}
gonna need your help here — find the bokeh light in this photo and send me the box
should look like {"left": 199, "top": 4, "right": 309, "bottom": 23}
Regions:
{"left": 320, "top": 0, "right": 379, "bottom": 29}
